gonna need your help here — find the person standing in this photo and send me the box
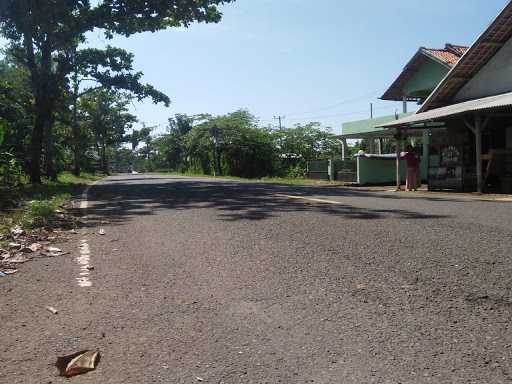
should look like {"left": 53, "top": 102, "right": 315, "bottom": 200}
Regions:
{"left": 402, "top": 145, "right": 420, "bottom": 191}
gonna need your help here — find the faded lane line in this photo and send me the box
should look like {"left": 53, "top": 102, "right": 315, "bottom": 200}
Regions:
{"left": 77, "top": 239, "right": 92, "bottom": 288}
{"left": 275, "top": 194, "right": 345, "bottom": 205}
{"left": 77, "top": 179, "right": 103, "bottom": 287}
{"left": 80, "top": 179, "right": 103, "bottom": 210}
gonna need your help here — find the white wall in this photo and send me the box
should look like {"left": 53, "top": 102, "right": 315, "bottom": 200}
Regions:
{"left": 455, "top": 37, "right": 512, "bottom": 101}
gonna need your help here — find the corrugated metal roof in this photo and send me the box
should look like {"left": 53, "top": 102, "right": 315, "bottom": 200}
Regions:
{"left": 380, "top": 91, "right": 512, "bottom": 128}
{"left": 419, "top": 2, "right": 512, "bottom": 112}
{"left": 341, "top": 113, "right": 412, "bottom": 136}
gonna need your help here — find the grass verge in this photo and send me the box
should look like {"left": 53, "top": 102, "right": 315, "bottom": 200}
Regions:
{"left": 0, "top": 172, "right": 104, "bottom": 242}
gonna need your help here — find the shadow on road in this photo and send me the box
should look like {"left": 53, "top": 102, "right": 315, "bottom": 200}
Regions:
{"left": 82, "top": 176, "right": 453, "bottom": 226}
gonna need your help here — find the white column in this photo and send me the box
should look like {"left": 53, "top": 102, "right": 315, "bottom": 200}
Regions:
{"left": 341, "top": 138, "right": 348, "bottom": 160}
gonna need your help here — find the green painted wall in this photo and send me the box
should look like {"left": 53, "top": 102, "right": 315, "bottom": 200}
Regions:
{"left": 403, "top": 60, "right": 449, "bottom": 99}
{"left": 357, "top": 157, "right": 428, "bottom": 185}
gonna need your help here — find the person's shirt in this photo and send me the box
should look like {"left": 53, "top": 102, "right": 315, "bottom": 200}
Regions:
{"left": 402, "top": 152, "right": 420, "bottom": 168}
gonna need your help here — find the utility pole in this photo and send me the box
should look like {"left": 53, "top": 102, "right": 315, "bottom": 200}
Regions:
{"left": 370, "top": 103, "right": 373, "bottom": 119}
{"left": 274, "top": 115, "right": 285, "bottom": 130}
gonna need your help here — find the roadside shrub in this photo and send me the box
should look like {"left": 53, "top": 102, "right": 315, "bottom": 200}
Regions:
{"left": 23, "top": 194, "right": 70, "bottom": 227}
{"left": 0, "top": 152, "right": 24, "bottom": 188}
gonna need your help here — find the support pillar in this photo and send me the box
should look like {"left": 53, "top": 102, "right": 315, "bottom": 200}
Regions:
{"left": 422, "top": 130, "right": 430, "bottom": 183}
{"left": 465, "top": 115, "right": 489, "bottom": 193}
{"left": 377, "top": 138, "right": 383, "bottom": 155}
{"left": 395, "top": 129, "right": 402, "bottom": 191}
{"left": 369, "top": 138, "right": 375, "bottom": 154}
{"left": 341, "top": 138, "right": 349, "bottom": 160}
{"left": 474, "top": 119, "right": 483, "bottom": 194}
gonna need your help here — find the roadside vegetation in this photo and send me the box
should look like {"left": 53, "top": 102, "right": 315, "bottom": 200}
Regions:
{"left": 133, "top": 110, "right": 362, "bottom": 179}
{"left": 0, "top": 172, "right": 103, "bottom": 243}
{"left": 0, "top": 0, "right": 235, "bottom": 234}
{"left": 1, "top": 0, "right": 361, "bottom": 233}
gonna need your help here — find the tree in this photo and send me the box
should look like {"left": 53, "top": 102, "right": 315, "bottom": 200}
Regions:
{"left": 81, "top": 89, "right": 137, "bottom": 175}
{"left": 0, "top": 53, "right": 34, "bottom": 170}
{"left": 69, "top": 46, "right": 170, "bottom": 176}
{"left": 156, "top": 114, "right": 197, "bottom": 171}
{"left": 277, "top": 122, "right": 339, "bottom": 161}
{"left": 0, "top": 0, "right": 235, "bottom": 182}
{"left": 187, "top": 110, "right": 277, "bottom": 178}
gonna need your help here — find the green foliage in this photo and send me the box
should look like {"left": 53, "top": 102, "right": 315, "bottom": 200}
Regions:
{"left": 0, "top": 151, "right": 24, "bottom": 188}
{"left": 148, "top": 110, "right": 340, "bottom": 180}
{"left": 0, "top": 0, "right": 234, "bottom": 182}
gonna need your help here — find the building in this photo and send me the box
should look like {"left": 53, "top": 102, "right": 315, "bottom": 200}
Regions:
{"left": 381, "top": 2, "right": 512, "bottom": 193}
{"left": 336, "top": 44, "right": 467, "bottom": 185}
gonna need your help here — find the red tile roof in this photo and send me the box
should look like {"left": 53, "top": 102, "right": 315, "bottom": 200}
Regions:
{"left": 380, "top": 43, "right": 468, "bottom": 102}
{"left": 423, "top": 44, "right": 468, "bottom": 67}
{"left": 420, "top": 2, "right": 512, "bottom": 112}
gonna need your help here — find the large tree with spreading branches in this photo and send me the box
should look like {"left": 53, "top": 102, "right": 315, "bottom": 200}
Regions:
{"left": 0, "top": 0, "right": 235, "bottom": 182}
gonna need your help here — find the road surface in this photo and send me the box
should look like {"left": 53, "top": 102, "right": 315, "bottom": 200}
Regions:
{"left": 2, "top": 174, "right": 512, "bottom": 383}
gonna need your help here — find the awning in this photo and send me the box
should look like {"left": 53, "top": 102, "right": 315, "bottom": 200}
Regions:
{"left": 379, "top": 91, "right": 512, "bottom": 128}
{"left": 338, "top": 129, "right": 395, "bottom": 140}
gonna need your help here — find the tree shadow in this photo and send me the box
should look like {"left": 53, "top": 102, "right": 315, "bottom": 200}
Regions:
{"left": 82, "top": 176, "right": 452, "bottom": 227}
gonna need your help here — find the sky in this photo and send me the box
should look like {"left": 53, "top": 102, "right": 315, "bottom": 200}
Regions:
{"left": 5, "top": 0, "right": 512, "bottom": 135}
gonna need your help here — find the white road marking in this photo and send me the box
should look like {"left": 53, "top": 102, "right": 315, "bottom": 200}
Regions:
{"left": 80, "top": 179, "right": 102, "bottom": 210}
{"left": 76, "top": 239, "right": 92, "bottom": 288}
{"left": 275, "top": 194, "right": 345, "bottom": 205}
{"left": 76, "top": 179, "right": 104, "bottom": 287}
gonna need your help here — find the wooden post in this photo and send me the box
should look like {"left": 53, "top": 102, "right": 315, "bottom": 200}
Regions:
{"left": 465, "top": 115, "right": 489, "bottom": 193}
{"left": 377, "top": 138, "right": 383, "bottom": 155}
{"left": 475, "top": 118, "right": 483, "bottom": 193}
{"left": 369, "top": 138, "right": 375, "bottom": 154}
{"left": 395, "top": 129, "right": 402, "bottom": 191}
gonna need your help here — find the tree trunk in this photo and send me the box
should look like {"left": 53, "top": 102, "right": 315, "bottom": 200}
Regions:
{"left": 71, "top": 72, "right": 81, "bottom": 176}
{"left": 29, "top": 112, "right": 45, "bottom": 184}
{"left": 72, "top": 102, "right": 81, "bottom": 176}
{"left": 101, "top": 136, "right": 110, "bottom": 175}
{"left": 44, "top": 117, "right": 57, "bottom": 181}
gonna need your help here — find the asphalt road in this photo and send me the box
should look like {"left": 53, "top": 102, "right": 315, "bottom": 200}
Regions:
{"left": 2, "top": 174, "right": 512, "bottom": 383}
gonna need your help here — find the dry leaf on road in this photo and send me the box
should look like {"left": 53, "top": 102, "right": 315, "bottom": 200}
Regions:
{"left": 56, "top": 350, "right": 101, "bottom": 377}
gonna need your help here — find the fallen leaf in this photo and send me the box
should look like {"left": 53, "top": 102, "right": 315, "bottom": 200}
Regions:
{"left": 28, "top": 243, "right": 43, "bottom": 252}
{"left": 8, "top": 243, "right": 21, "bottom": 249}
{"left": 10, "top": 226, "right": 24, "bottom": 237}
{"left": 56, "top": 350, "right": 101, "bottom": 377}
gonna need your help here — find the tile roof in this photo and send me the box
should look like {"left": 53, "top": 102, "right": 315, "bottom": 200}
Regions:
{"left": 380, "top": 43, "right": 467, "bottom": 102}
{"left": 420, "top": 2, "right": 512, "bottom": 112}
{"left": 423, "top": 44, "right": 468, "bottom": 67}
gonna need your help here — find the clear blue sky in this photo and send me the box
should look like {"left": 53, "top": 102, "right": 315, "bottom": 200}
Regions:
{"left": 11, "top": 1, "right": 512, "bottom": 134}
